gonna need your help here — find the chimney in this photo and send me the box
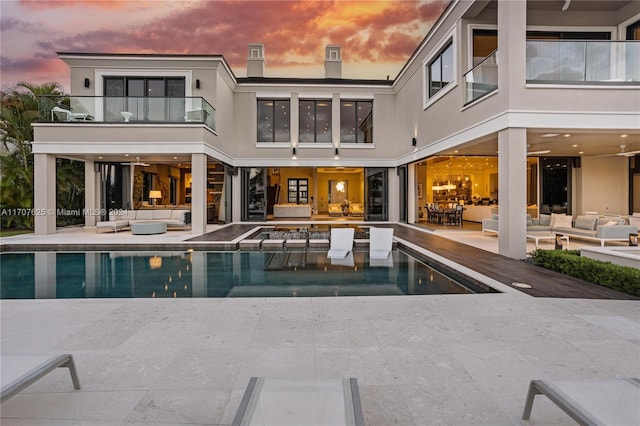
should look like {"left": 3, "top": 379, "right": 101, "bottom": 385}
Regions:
{"left": 247, "top": 43, "right": 265, "bottom": 77}
{"left": 324, "top": 45, "right": 342, "bottom": 78}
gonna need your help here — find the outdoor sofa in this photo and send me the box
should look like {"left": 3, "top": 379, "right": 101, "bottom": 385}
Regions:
{"left": 482, "top": 213, "right": 637, "bottom": 246}
{"left": 96, "top": 209, "right": 191, "bottom": 233}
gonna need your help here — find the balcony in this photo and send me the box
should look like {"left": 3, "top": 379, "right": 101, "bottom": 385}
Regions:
{"left": 463, "top": 50, "right": 498, "bottom": 105}
{"left": 39, "top": 96, "right": 216, "bottom": 130}
{"left": 526, "top": 40, "right": 640, "bottom": 85}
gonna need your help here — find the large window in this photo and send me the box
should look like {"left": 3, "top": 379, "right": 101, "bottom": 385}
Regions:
{"left": 257, "top": 99, "right": 290, "bottom": 142}
{"left": 340, "top": 100, "right": 373, "bottom": 143}
{"left": 103, "top": 77, "right": 185, "bottom": 122}
{"left": 427, "top": 41, "right": 453, "bottom": 98}
{"left": 299, "top": 100, "right": 332, "bottom": 143}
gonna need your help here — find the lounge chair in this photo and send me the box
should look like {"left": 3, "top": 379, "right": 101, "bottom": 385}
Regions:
{"left": 522, "top": 378, "right": 640, "bottom": 425}
{"left": 327, "top": 227, "right": 354, "bottom": 259}
{"left": 51, "top": 106, "right": 93, "bottom": 121}
{"left": 1, "top": 354, "right": 81, "bottom": 403}
{"left": 369, "top": 227, "right": 393, "bottom": 259}
{"left": 232, "top": 377, "right": 364, "bottom": 426}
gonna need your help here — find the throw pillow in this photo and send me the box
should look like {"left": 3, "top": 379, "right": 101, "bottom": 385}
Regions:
{"left": 603, "top": 220, "right": 618, "bottom": 226}
{"left": 552, "top": 214, "right": 573, "bottom": 228}
{"left": 538, "top": 214, "right": 551, "bottom": 226}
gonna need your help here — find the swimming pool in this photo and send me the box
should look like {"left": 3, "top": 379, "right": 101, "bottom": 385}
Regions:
{"left": 0, "top": 249, "right": 497, "bottom": 299}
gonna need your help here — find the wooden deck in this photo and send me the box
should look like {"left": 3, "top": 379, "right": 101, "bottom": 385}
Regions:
{"left": 189, "top": 223, "right": 638, "bottom": 300}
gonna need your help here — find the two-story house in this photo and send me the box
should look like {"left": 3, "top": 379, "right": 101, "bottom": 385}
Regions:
{"left": 33, "top": 0, "right": 639, "bottom": 260}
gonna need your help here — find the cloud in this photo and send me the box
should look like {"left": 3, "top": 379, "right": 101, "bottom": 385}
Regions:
{"left": 2, "top": 0, "right": 450, "bottom": 86}
{"left": 18, "top": 0, "right": 149, "bottom": 11}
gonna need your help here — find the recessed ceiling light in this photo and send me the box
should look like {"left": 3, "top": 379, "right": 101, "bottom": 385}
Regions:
{"left": 621, "top": 134, "right": 628, "bottom": 138}
{"left": 572, "top": 144, "right": 578, "bottom": 148}
{"left": 98, "top": 156, "right": 103, "bottom": 159}
{"left": 541, "top": 133, "right": 559, "bottom": 138}
{"left": 173, "top": 156, "right": 178, "bottom": 160}
{"left": 125, "top": 154, "right": 130, "bottom": 157}
{"left": 564, "top": 134, "right": 571, "bottom": 137}
{"left": 579, "top": 151, "right": 584, "bottom": 154}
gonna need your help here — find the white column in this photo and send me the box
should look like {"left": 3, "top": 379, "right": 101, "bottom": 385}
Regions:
{"left": 34, "top": 153, "right": 56, "bottom": 235}
{"left": 387, "top": 167, "right": 399, "bottom": 222}
{"left": 498, "top": 128, "right": 527, "bottom": 259}
{"left": 497, "top": 0, "right": 526, "bottom": 104}
{"left": 191, "top": 153, "right": 207, "bottom": 235}
{"left": 84, "top": 160, "right": 97, "bottom": 227}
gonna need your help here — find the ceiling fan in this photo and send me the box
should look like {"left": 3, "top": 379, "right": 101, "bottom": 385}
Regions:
{"left": 121, "top": 156, "right": 150, "bottom": 166}
{"left": 598, "top": 145, "right": 640, "bottom": 158}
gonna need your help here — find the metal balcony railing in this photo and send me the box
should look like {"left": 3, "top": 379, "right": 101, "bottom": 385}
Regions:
{"left": 463, "top": 50, "right": 498, "bottom": 105}
{"left": 526, "top": 40, "right": 640, "bottom": 84}
{"left": 39, "top": 96, "right": 216, "bottom": 129}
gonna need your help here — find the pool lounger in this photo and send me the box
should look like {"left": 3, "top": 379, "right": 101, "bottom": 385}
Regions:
{"left": 522, "top": 378, "right": 640, "bottom": 425}
{"left": 1, "top": 354, "right": 81, "bottom": 403}
{"left": 232, "top": 377, "right": 364, "bottom": 426}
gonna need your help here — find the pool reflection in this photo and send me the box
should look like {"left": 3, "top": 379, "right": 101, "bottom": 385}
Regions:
{"left": 1, "top": 250, "right": 495, "bottom": 299}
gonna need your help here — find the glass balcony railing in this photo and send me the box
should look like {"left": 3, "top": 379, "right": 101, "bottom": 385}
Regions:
{"left": 463, "top": 50, "right": 498, "bottom": 105}
{"left": 39, "top": 96, "right": 216, "bottom": 129}
{"left": 526, "top": 40, "right": 640, "bottom": 84}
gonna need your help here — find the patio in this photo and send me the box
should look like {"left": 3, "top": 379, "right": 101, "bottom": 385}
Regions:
{"left": 1, "top": 222, "right": 638, "bottom": 425}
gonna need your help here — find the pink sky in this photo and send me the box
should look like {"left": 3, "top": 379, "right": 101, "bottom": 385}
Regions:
{"left": 1, "top": 0, "right": 449, "bottom": 92}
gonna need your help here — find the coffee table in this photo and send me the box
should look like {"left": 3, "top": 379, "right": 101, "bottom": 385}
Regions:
{"left": 130, "top": 221, "right": 167, "bottom": 235}
{"left": 526, "top": 232, "right": 569, "bottom": 249}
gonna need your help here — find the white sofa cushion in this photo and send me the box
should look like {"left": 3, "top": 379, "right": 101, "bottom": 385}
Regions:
{"left": 551, "top": 214, "right": 572, "bottom": 228}
{"left": 171, "top": 210, "right": 187, "bottom": 220}
{"left": 135, "top": 210, "right": 154, "bottom": 220}
{"left": 153, "top": 210, "right": 172, "bottom": 220}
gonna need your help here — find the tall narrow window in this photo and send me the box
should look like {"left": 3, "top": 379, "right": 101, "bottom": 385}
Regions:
{"left": 257, "top": 100, "right": 290, "bottom": 142}
{"left": 340, "top": 100, "right": 373, "bottom": 143}
{"left": 427, "top": 41, "right": 453, "bottom": 98}
{"left": 299, "top": 100, "right": 332, "bottom": 143}
{"left": 288, "top": 178, "right": 308, "bottom": 204}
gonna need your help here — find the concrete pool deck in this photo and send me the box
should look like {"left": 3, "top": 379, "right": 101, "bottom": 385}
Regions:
{"left": 1, "top": 295, "right": 639, "bottom": 425}
{"left": 1, "top": 223, "right": 638, "bottom": 425}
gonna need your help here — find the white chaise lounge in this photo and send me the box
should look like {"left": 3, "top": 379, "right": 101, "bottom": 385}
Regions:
{"left": 369, "top": 227, "right": 394, "bottom": 259}
{"left": 522, "top": 378, "right": 640, "bottom": 425}
{"left": 327, "top": 227, "right": 354, "bottom": 259}
{"left": 1, "top": 354, "right": 81, "bottom": 403}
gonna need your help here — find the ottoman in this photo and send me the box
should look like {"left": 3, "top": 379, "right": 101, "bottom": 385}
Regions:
{"left": 130, "top": 221, "right": 167, "bottom": 235}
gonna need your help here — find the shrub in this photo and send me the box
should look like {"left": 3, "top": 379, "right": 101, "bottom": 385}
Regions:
{"left": 530, "top": 250, "right": 640, "bottom": 296}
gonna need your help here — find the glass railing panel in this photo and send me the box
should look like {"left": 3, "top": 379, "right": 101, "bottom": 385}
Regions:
{"left": 463, "top": 50, "right": 498, "bottom": 105}
{"left": 526, "top": 40, "right": 640, "bottom": 84}
{"left": 38, "top": 96, "right": 216, "bottom": 130}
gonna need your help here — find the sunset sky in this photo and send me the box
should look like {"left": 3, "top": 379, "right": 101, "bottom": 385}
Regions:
{"left": 1, "top": 0, "right": 449, "bottom": 92}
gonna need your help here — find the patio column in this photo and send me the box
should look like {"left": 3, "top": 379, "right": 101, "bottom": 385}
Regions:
{"left": 191, "top": 153, "right": 207, "bottom": 235}
{"left": 34, "top": 153, "right": 56, "bottom": 235}
{"left": 84, "top": 160, "right": 98, "bottom": 228}
{"left": 497, "top": 0, "right": 526, "bottom": 99}
{"left": 498, "top": 128, "right": 527, "bottom": 259}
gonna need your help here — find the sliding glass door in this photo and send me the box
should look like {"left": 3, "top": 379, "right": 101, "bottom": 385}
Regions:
{"left": 365, "top": 168, "right": 388, "bottom": 221}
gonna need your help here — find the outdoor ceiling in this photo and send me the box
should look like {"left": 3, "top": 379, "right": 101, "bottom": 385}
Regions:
{"left": 436, "top": 130, "right": 640, "bottom": 158}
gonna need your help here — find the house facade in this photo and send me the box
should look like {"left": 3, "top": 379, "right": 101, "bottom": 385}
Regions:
{"left": 32, "top": 0, "right": 640, "bottom": 259}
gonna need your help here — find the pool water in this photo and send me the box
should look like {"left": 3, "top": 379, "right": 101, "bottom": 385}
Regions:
{"left": 0, "top": 249, "right": 496, "bottom": 299}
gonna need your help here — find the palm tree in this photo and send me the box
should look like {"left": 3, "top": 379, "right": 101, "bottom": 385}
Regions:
{"left": 0, "top": 82, "right": 65, "bottom": 229}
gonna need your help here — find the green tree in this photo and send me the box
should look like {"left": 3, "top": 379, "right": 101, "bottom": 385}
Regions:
{"left": 0, "top": 82, "right": 79, "bottom": 230}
